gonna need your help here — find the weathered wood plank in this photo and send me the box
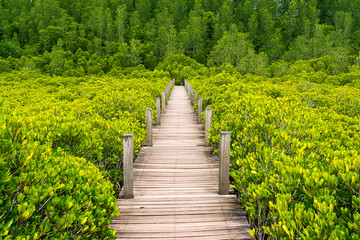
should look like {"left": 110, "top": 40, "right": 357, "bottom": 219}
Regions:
{"left": 111, "top": 86, "right": 251, "bottom": 239}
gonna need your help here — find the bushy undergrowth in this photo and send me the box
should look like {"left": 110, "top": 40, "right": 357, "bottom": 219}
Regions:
{"left": 189, "top": 72, "right": 360, "bottom": 239}
{"left": 0, "top": 70, "right": 172, "bottom": 239}
{"left": 0, "top": 112, "right": 118, "bottom": 239}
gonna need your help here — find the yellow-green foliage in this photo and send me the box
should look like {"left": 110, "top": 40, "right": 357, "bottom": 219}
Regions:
{"left": 0, "top": 113, "right": 118, "bottom": 239}
{"left": 190, "top": 73, "right": 360, "bottom": 239}
{"left": 0, "top": 70, "right": 171, "bottom": 239}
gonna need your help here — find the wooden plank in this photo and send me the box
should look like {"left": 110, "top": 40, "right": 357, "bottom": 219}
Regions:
{"left": 115, "top": 229, "right": 252, "bottom": 238}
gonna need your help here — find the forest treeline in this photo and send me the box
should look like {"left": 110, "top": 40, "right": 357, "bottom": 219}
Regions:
{"left": 0, "top": 0, "right": 360, "bottom": 77}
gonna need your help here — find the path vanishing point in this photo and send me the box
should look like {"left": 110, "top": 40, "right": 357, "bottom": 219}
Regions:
{"left": 110, "top": 86, "right": 252, "bottom": 239}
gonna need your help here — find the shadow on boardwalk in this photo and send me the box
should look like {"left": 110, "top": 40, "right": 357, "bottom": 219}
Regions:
{"left": 110, "top": 86, "right": 252, "bottom": 239}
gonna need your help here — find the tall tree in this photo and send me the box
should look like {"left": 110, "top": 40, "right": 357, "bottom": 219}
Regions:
{"left": 129, "top": 10, "right": 142, "bottom": 40}
{"left": 208, "top": 27, "right": 253, "bottom": 67}
{"left": 115, "top": 4, "right": 127, "bottom": 43}
{"left": 155, "top": 8, "right": 182, "bottom": 57}
{"left": 135, "top": 0, "right": 152, "bottom": 23}
{"left": 258, "top": 8, "right": 284, "bottom": 60}
{"left": 168, "top": 0, "right": 188, "bottom": 28}
{"left": 104, "top": 8, "right": 115, "bottom": 42}
{"left": 213, "top": 0, "right": 235, "bottom": 46}
{"left": 89, "top": 7, "right": 106, "bottom": 41}
{"left": 129, "top": 39, "right": 143, "bottom": 66}
{"left": 208, "top": 26, "right": 269, "bottom": 76}
{"left": 201, "top": 0, "right": 223, "bottom": 12}
{"left": 236, "top": 0, "right": 256, "bottom": 30}
{"left": 180, "top": 7, "right": 207, "bottom": 62}
{"left": 218, "top": 0, "right": 234, "bottom": 29}
{"left": 30, "top": 0, "right": 63, "bottom": 30}
{"left": 334, "top": 11, "right": 353, "bottom": 40}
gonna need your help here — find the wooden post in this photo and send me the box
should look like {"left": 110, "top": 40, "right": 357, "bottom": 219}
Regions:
{"left": 146, "top": 109, "right": 152, "bottom": 146}
{"left": 162, "top": 92, "right": 166, "bottom": 113}
{"left": 205, "top": 108, "right": 212, "bottom": 146}
{"left": 194, "top": 92, "right": 198, "bottom": 108}
{"left": 123, "top": 134, "right": 134, "bottom": 199}
{"left": 219, "top": 131, "right": 231, "bottom": 195}
{"left": 198, "top": 98, "right": 202, "bottom": 124}
{"left": 156, "top": 98, "right": 160, "bottom": 125}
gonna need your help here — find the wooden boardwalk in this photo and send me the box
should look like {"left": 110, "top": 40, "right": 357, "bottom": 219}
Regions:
{"left": 110, "top": 86, "right": 252, "bottom": 239}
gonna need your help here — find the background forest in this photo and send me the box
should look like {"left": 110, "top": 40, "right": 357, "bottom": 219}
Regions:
{"left": 0, "top": 0, "right": 360, "bottom": 77}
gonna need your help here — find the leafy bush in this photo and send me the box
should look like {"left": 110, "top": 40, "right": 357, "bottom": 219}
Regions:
{"left": 0, "top": 73, "right": 170, "bottom": 198}
{"left": 0, "top": 112, "right": 118, "bottom": 239}
{"left": 0, "top": 71, "right": 173, "bottom": 239}
{"left": 156, "top": 53, "right": 207, "bottom": 85}
{"left": 0, "top": 40, "right": 24, "bottom": 58}
{"left": 189, "top": 73, "right": 360, "bottom": 239}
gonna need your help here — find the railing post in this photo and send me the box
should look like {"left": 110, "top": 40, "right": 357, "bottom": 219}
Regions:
{"left": 123, "top": 134, "right": 134, "bottom": 199}
{"left": 194, "top": 92, "right": 197, "bottom": 108}
{"left": 219, "top": 131, "right": 231, "bottom": 195}
{"left": 198, "top": 98, "right": 202, "bottom": 124}
{"left": 162, "top": 92, "right": 166, "bottom": 113}
{"left": 146, "top": 108, "right": 153, "bottom": 146}
{"left": 205, "top": 108, "right": 212, "bottom": 146}
{"left": 156, "top": 98, "right": 160, "bottom": 125}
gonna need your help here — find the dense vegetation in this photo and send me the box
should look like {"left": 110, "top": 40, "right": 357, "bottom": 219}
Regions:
{"left": 2, "top": 0, "right": 360, "bottom": 239}
{"left": 188, "top": 70, "right": 360, "bottom": 239}
{"left": 0, "top": 0, "right": 360, "bottom": 76}
{"left": 0, "top": 69, "right": 172, "bottom": 239}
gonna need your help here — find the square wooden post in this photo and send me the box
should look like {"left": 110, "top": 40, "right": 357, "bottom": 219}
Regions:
{"left": 123, "top": 134, "right": 134, "bottom": 199}
{"left": 146, "top": 109, "right": 153, "bottom": 146}
{"left": 205, "top": 108, "right": 212, "bottom": 146}
{"left": 156, "top": 98, "right": 160, "bottom": 125}
{"left": 198, "top": 98, "right": 202, "bottom": 124}
{"left": 219, "top": 131, "right": 231, "bottom": 195}
{"left": 162, "top": 92, "right": 166, "bottom": 113}
{"left": 194, "top": 92, "right": 197, "bottom": 108}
